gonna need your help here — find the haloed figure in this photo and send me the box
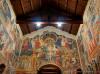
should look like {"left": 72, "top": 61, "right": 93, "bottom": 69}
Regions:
{"left": 0, "top": 64, "right": 6, "bottom": 74}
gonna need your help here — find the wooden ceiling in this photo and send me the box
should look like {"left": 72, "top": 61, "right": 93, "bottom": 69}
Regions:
{"left": 10, "top": 0, "right": 41, "bottom": 16}
{"left": 10, "top": 0, "right": 88, "bottom": 35}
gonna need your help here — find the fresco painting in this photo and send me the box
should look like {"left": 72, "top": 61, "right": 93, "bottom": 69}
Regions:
{"left": 0, "top": 52, "right": 5, "bottom": 64}
{"left": 2, "top": 0, "right": 11, "bottom": 20}
{"left": 0, "top": 4, "right": 7, "bottom": 23}
{"left": 0, "top": 0, "right": 21, "bottom": 43}
{"left": 83, "top": 0, "right": 100, "bottom": 29}
{"left": 77, "top": 23, "right": 99, "bottom": 69}
{"left": 13, "top": 27, "right": 81, "bottom": 73}
{"left": 0, "top": 0, "right": 99, "bottom": 73}
{"left": 15, "top": 56, "right": 35, "bottom": 71}
{"left": 76, "top": 0, "right": 100, "bottom": 72}
{"left": 0, "top": 0, "right": 23, "bottom": 74}
{"left": 0, "top": 0, "right": 22, "bottom": 52}
{"left": 2, "top": 0, "right": 16, "bottom": 22}
{"left": 83, "top": 0, "right": 100, "bottom": 58}
{"left": 0, "top": 20, "right": 11, "bottom": 51}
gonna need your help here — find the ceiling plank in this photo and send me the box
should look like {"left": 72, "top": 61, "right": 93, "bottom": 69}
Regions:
{"left": 75, "top": 0, "right": 78, "bottom": 15}
{"left": 10, "top": 0, "right": 87, "bottom": 17}
{"left": 30, "top": 0, "right": 41, "bottom": 11}
{"left": 31, "top": 0, "right": 36, "bottom": 10}
{"left": 68, "top": 0, "right": 77, "bottom": 14}
{"left": 76, "top": 0, "right": 88, "bottom": 16}
{"left": 66, "top": 0, "right": 68, "bottom": 13}
{"left": 18, "top": 23, "right": 29, "bottom": 35}
{"left": 71, "top": 24, "right": 80, "bottom": 35}
{"left": 10, "top": 0, "right": 24, "bottom": 16}
{"left": 20, "top": 0, "right": 32, "bottom": 14}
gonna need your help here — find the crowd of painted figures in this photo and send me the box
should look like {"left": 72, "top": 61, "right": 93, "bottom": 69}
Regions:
{"left": 85, "top": 56, "right": 100, "bottom": 74}
{"left": 13, "top": 30, "right": 80, "bottom": 73}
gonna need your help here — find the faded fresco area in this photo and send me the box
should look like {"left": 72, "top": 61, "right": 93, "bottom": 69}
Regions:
{"left": 77, "top": 0, "right": 100, "bottom": 73}
{"left": 13, "top": 27, "right": 80, "bottom": 74}
{"left": 0, "top": 0, "right": 22, "bottom": 73}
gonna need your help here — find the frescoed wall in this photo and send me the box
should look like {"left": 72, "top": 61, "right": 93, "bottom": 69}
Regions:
{"left": 0, "top": 0, "right": 22, "bottom": 73}
{"left": 0, "top": 0, "right": 99, "bottom": 74}
{"left": 0, "top": 0, "right": 80, "bottom": 73}
{"left": 77, "top": 0, "right": 100, "bottom": 73}
{"left": 13, "top": 26, "right": 80, "bottom": 74}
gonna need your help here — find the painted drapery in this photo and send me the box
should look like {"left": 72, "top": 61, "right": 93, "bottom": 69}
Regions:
{"left": 14, "top": 26, "right": 80, "bottom": 74}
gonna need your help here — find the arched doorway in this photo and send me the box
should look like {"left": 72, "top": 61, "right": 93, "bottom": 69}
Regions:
{"left": 76, "top": 68, "right": 83, "bottom": 74}
{"left": 37, "top": 64, "right": 61, "bottom": 74}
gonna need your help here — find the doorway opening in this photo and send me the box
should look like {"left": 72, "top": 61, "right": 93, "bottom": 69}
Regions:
{"left": 37, "top": 64, "right": 62, "bottom": 74}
